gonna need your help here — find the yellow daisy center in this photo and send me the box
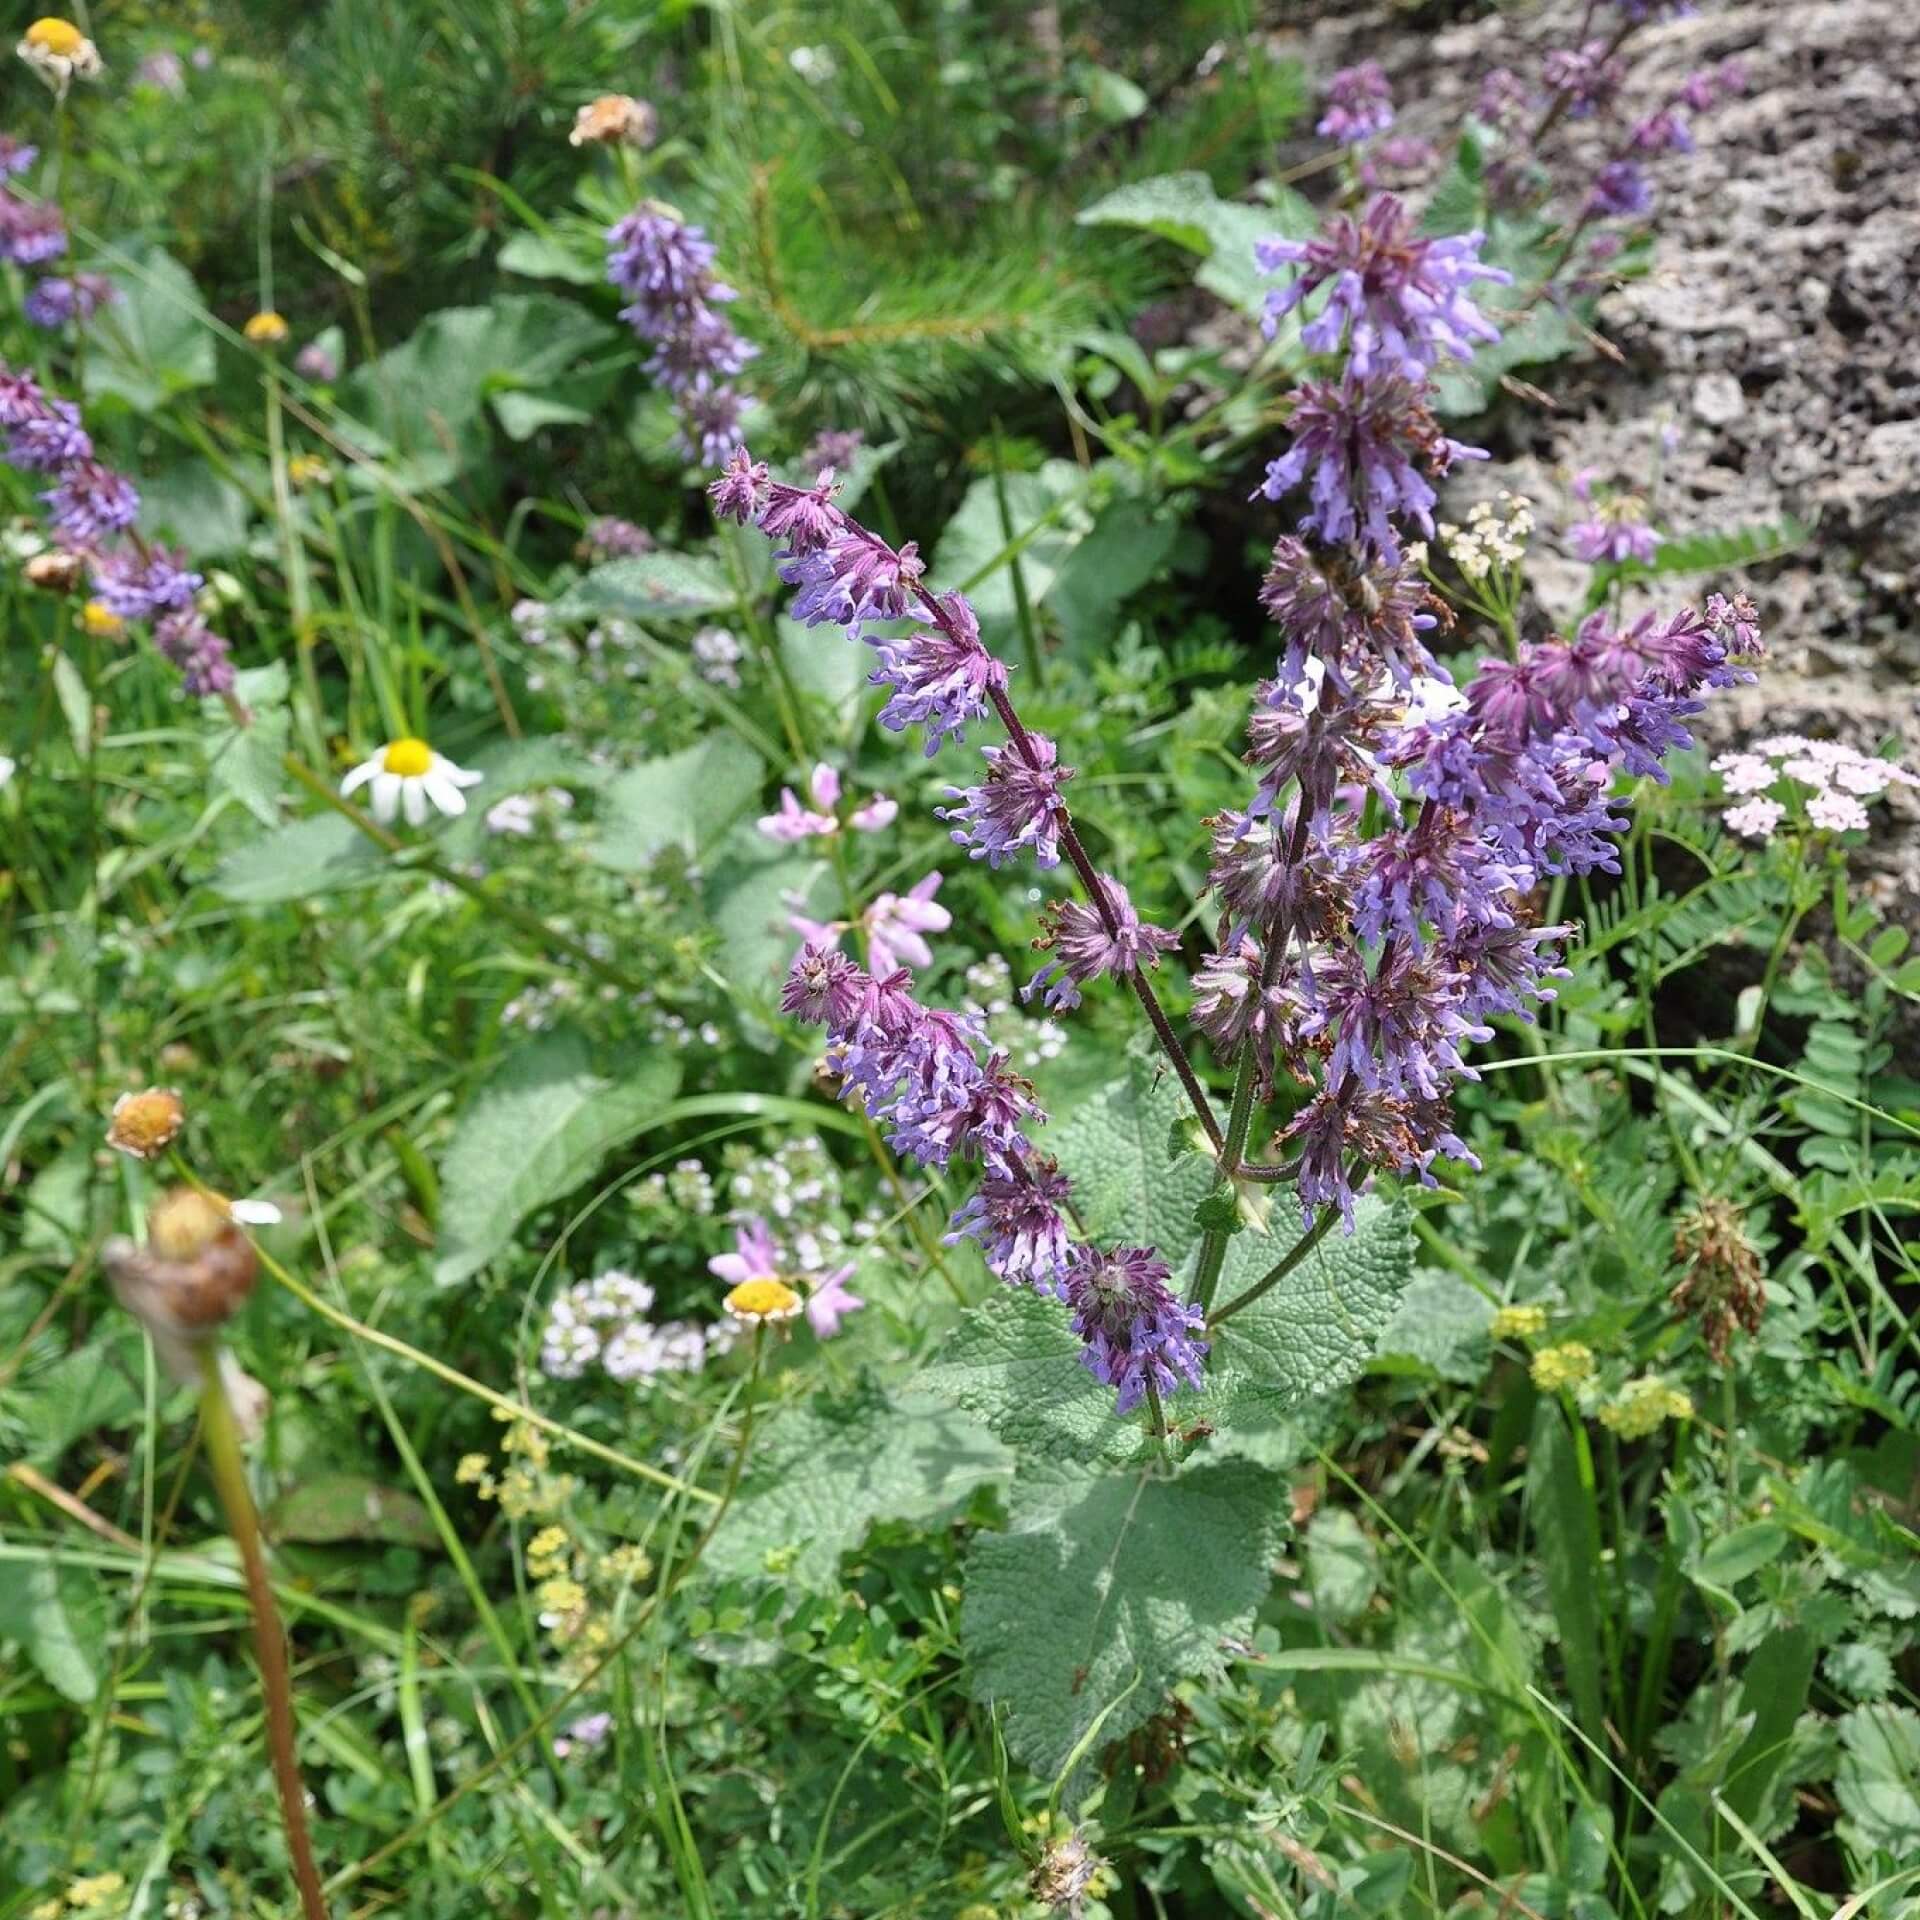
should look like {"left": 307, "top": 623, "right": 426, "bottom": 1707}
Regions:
{"left": 383, "top": 737, "right": 433, "bottom": 777}
{"left": 725, "top": 1277, "right": 801, "bottom": 1319}
{"left": 25, "top": 18, "right": 85, "bottom": 56}
{"left": 244, "top": 311, "right": 289, "bottom": 345}
{"left": 80, "top": 599, "right": 124, "bottom": 636}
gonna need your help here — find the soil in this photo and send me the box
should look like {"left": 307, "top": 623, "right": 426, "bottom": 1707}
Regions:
{"left": 1257, "top": 0, "right": 1920, "bottom": 912}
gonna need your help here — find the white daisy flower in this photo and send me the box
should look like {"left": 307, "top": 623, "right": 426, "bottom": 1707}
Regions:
{"left": 340, "top": 737, "right": 482, "bottom": 826}
{"left": 18, "top": 18, "right": 103, "bottom": 94}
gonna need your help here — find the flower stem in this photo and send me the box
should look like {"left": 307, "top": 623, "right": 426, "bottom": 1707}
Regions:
{"left": 1207, "top": 1205, "right": 1339, "bottom": 1329}
{"left": 197, "top": 1349, "right": 330, "bottom": 1920}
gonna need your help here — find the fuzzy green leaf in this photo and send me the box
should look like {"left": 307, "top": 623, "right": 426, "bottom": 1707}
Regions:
{"left": 587, "top": 733, "right": 765, "bottom": 872}
{"left": 87, "top": 244, "right": 216, "bottom": 413}
{"left": 705, "top": 1386, "right": 1012, "bottom": 1590}
{"left": 0, "top": 1559, "right": 105, "bottom": 1704}
{"left": 210, "top": 811, "right": 384, "bottom": 905}
{"left": 266, "top": 1474, "right": 441, "bottom": 1549}
{"left": 1835, "top": 1705, "right": 1920, "bottom": 1860}
{"left": 552, "top": 551, "right": 740, "bottom": 622}
{"left": 433, "top": 1030, "right": 682, "bottom": 1286}
{"left": 201, "top": 664, "right": 291, "bottom": 827}
{"left": 964, "top": 1457, "right": 1287, "bottom": 1779}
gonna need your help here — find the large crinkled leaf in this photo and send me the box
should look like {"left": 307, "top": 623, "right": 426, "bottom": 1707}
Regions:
{"left": 1370, "top": 1266, "right": 1496, "bottom": 1382}
{"left": 705, "top": 1386, "right": 1012, "bottom": 1590}
{"left": 1049, "top": 1050, "right": 1215, "bottom": 1260}
{"left": 1075, "top": 171, "right": 1316, "bottom": 319}
{"left": 433, "top": 1030, "right": 682, "bottom": 1286}
{"left": 551, "top": 551, "right": 739, "bottom": 623}
{"left": 86, "top": 244, "right": 215, "bottom": 413}
{"left": 587, "top": 733, "right": 764, "bottom": 871}
{"left": 1835, "top": 1705, "right": 1920, "bottom": 1860}
{"left": 210, "top": 811, "right": 385, "bottom": 904}
{"left": 920, "top": 1194, "right": 1413, "bottom": 1460}
{"left": 201, "top": 663, "right": 291, "bottom": 827}
{"left": 0, "top": 1559, "right": 106, "bottom": 1703}
{"left": 964, "top": 1457, "right": 1287, "bottom": 1779}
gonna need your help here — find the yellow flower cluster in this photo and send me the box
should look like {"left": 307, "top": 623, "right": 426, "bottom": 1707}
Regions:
{"left": 29, "top": 1871, "right": 128, "bottom": 1919}
{"left": 455, "top": 1411, "right": 577, "bottom": 1517}
{"left": 1530, "top": 1342, "right": 1595, "bottom": 1393}
{"left": 1599, "top": 1376, "right": 1692, "bottom": 1440}
{"left": 1490, "top": 1303, "right": 1548, "bottom": 1341}
{"left": 1439, "top": 493, "right": 1535, "bottom": 581}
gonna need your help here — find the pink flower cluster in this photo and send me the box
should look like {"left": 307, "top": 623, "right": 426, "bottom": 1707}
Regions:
{"left": 1713, "top": 735, "right": 1918, "bottom": 840}
{"left": 757, "top": 761, "right": 897, "bottom": 842}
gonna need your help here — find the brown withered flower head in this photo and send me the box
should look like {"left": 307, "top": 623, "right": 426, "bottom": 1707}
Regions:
{"left": 24, "top": 549, "right": 85, "bottom": 593}
{"left": 1670, "top": 1194, "right": 1766, "bottom": 1364}
{"left": 569, "top": 93, "right": 656, "bottom": 149}
{"left": 1029, "top": 1828, "right": 1104, "bottom": 1917}
{"left": 104, "top": 1187, "right": 268, "bottom": 1432}
{"left": 106, "top": 1086, "right": 186, "bottom": 1160}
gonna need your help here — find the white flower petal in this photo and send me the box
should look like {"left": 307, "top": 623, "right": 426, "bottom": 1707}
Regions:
{"left": 369, "top": 771, "right": 402, "bottom": 823}
{"left": 227, "top": 1199, "right": 283, "bottom": 1226}
{"left": 422, "top": 771, "right": 468, "bottom": 818}
{"left": 401, "top": 778, "right": 430, "bottom": 827}
{"left": 431, "top": 753, "right": 484, "bottom": 788}
{"left": 340, "top": 757, "right": 380, "bottom": 797}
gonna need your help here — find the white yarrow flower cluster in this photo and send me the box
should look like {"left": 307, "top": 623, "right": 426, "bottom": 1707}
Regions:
{"left": 1713, "top": 735, "right": 1917, "bottom": 842}
{"left": 537, "top": 1267, "right": 731, "bottom": 1384}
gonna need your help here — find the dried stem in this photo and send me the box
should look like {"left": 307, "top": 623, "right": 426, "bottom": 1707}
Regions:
{"left": 197, "top": 1348, "right": 330, "bottom": 1920}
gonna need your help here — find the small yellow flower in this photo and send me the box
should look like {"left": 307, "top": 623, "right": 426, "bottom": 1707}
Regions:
{"left": 454, "top": 1451, "right": 490, "bottom": 1485}
{"left": 287, "top": 452, "right": 332, "bottom": 489}
{"left": 1490, "top": 1303, "right": 1547, "bottom": 1341}
{"left": 19, "top": 18, "right": 101, "bottom": 93}
{"left": 65, "top": 1872, "right": 127, "bottom": 1912}
{"left": 244, "top": 311, "right": 290, "bottom": 346}
{"left": 724, "top": 1276, "right": 803, "bottom": 1323}
{"left": 603, "top": 1544, "right": 652, "bottom": 1581}
{"left": 106, "top": 1086, "right": 186, "bottom": 1160}
{"left": 1599, "top": 1377, "right": 1692, "bottom": 1440}
{"left": 30, "top": 1901, "right": 64, "bottom": 1920}
{"left": 536, "top": 1575, "right": 586, "bottom": 1615}
{"left": 80, "top": 599, "right": 125, "bottom": 639}
{"left": 1530, "top": 1342, "right": 1595, "bottom": 1393}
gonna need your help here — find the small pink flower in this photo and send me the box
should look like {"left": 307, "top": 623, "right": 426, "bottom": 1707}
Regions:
{"left": 850, "top": 794, "right": 898, "bottom": 832}
{"left": 1724, "top": 797, "right": 1784, "bottom": 840}
{"left": 865, "top": 872, "right": 950, "bottom": 974}
{"left": 1833, "top": 758, "right": 1895, "bottom": 796}
{"left": 807, "top": 763, "right": 841, "bottom": 811}
{"left": 709, "top": 1217, "right": 781, "bottom": 1288}
{"left": 805, "top": 1264, "right": 864, "bottom": 1339}
{"left": 1806, "top": 789, "right": 1870, "bottom": 834}
{"left": 1710, "top": 752, "right": 1775, "bottom": 797}
{"left": 759, "top": 785, "right": 838, "bottom": 842}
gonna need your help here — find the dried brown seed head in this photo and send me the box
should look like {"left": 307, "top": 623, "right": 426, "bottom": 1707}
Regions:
{"left": 106, "top": 1086, "right": 185, "bottom": 1160}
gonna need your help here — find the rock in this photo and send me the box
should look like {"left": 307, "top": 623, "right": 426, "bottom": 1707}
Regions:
{"left": 1692, "top": 372, "right": 1746, "bottom": 426}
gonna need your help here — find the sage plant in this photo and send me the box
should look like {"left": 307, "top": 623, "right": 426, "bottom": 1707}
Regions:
{"left": 707, "top": 184, "right": 1761, "bottom": 1425}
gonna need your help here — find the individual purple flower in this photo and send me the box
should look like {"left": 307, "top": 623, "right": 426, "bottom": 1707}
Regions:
{"left": 0, "top": 136, "right": 39, "bottom": 178}
{"left": 23, "top": 272, "right": 114, "bottom": 330}
{"left": 1278, "top": 1086, "right": 1423, "bottom": 1229}
{"left": 849, "top": 793, "right": 897, "bottom": 832}
{"left": 1206, "top": 810, "right": 1350, "bottom": 950}
{"left": 803, "top": 426, "right": 865, "bottom": 472}
{"left": 1257, "top": 195, "right": 1509, "bottom": 379}
{"left": 134, "top": 50, "right": 188, "bottom": 97}
{"left": 583, "top": 514, "right": 653, "bottom": 560}
{"left": 756, "top": 469, "right": 838, "bottom": 551}
{"left": 1446, "top": 917, "right": 1573, "bottom": 1023}
{"left": 946, "top": 1157, "right": 1074, "bottom": 1291}
{"left": 1344, "top": 809, "right": 1521, "bottom": 946}
{"left": 1630, "top": 109, "right": 1693, "bottom": 156}
{"left": 294, "top": 341, "right": 340, "bottom": 383}
{"left": 1476, "top": 68, "right": 1531, "bottom": 134}
{"left": 1259, "top": 537, "right": 1440, "bottom": 695}
{"left": 939, "top": 733, "right": 1073, "bottom": 869}
{"left": 1255, "top": 369, "right": 1486, "bottom": 562}
{"left": 1317, "top": 941, "right": 1490, "bottom": 1104}
{"left": 1317, "top": 61, "right": 1395, "bottom": 144}
{"left": 552, "top": 1712, "right": 614, "bottom": 1759}
{"left": 1190, "top": 937, "right": 1312, "bottom": 1100}
{"left": 1063, "top": 1245, "right": 1207, "bottom": 1416}
{"left": 0, "top": 192, "right": 67, "bottom": 266}
{"left": 1565, "top": 470, "right": 1661, "bottom": 566}
{"left": 1025, "top": 874, "right": 1179, "bottom": 1014}
{"left": 868, "top": 593, "right": 1008, "bottom": 754}
{"left": 783, "top": 525, "right": 925, "bottom": 634}
{"left": 781, "top": 943, "right": 865, "bottom": 1027}
{"left": 709, "top": 447, "right": 771, "bottom": 525}
{"left": 1244, "top": 672, "right": 1399, "bottom": 828}
{"left": 1587, "top": 159, "right": 1653, "bottom": 218}
{"left": 43, "top": 459, "right": 140, "bottom": 542}
{"left": 7, "top": 399, "right": 91, "bottom": 472}
{"left": 153, "top": 611, "right": 236, "bottom": 698}
{"left": 1542, "top": 41, "right": 1625, "bottom": 117}
{"left": 89, "top": 545, "right": 202, "bottom": 620}
{"left": 888, "top": 1049, "right": 1043, "bottom": 1171}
